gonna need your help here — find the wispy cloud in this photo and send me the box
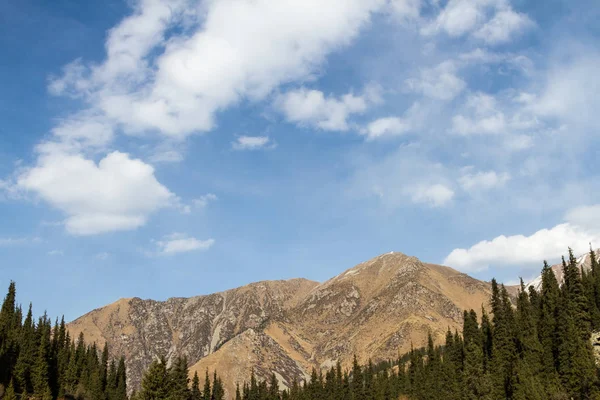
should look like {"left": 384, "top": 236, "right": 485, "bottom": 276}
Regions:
{"left": 232, "top": 136, "right": 275, "bottom": 151}
{"left": 0, "top": 237, "right": 42, "bottom": 247}
{"left": 154, "top": 233, "right": 215, "bottom": 256}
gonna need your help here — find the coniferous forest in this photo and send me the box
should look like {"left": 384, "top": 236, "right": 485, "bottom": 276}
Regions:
{"left": 2, "top": 248, "right": 600, "bottom": 399}
{"left": 0, "top": 282, "right": 127, "bottom": 400}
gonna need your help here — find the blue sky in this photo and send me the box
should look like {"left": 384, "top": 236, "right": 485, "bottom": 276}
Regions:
{"left": 1, "top": 0, "right": 599, "bottom": 321}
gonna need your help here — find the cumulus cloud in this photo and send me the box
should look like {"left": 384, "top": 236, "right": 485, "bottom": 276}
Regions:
{"left": 473, "top": 9, "right": 533, "bottom": 45}
{"left": 405, "top": 61, "right": 466, "bottom": 101}
{"left": 155, "top": 233, "right": 215, "bottom": 255}
{"left": 459, "top": 170, "right": 510, "bottom": 192}
{"left": 232, "top": 136, "right": 274, "bottom": 150}
{"left": 17, "top": 151, "right": 174, "bottom": 235}
{"left": 421, "top": 0, "right": 532, "bottom": 44}
{"left": 444, "top": 223, "right": 600, "bottom": 272}
{"left": 276, "top": 88, "right": 371, "bottom": 131}
{"left": 47, "top": 250, "right": 64, "bottom": 256}
{"left": 51, "top": 0, "right": 386, "bottom": 139}
{"left": 445, "top": 203, "right": 600, "bottom": 272}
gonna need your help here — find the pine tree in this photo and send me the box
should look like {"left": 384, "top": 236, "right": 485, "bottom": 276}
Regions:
{"left": 480, "top": 307, "right": 493, "bottom": 372}
{"left": 0, "top": 282, "right": 18, "bottom": 386}
{"left": 538, "top": 261, "right": 560, "bottom": 377}
{"left": 203, "top": 369, "right": 212, "bottom": 400}
{"left": 116, "top": 357, "right": 128, "bottom": 400}
{"left": 490, "top": 284, "right": 517, "bottom": 398}
{"left": 168, "top": 356, "right": 190, "bottom": 400}
{"left": 351, "top": 355, "right": 364, "bottom": 400}
{"left": 463, "top": 340, "right": 492, "bottom": 400}
{"left": 211, "top": 371, "right": 225, "bottom": 400}
{"left": 14, "top": 303, "right": 35, "bottom": 395}
{"left": 140, "top": 357, "right": 169, "bottom": 400}
{"left": 100, "top": 342, "right": 109, "bottom": 393}
{"left": 33, "top": 315, "right": 53, "bottom": 400}
{"left": 191, "top": 371, "right": 202, "bottom": 400}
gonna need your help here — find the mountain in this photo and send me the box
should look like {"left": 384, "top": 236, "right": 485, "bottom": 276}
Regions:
{"left": 526, "top": 249, "right": 600, "bottom": 291}
{"left": 67, "top": 252, "right": 493, "bottom": 397}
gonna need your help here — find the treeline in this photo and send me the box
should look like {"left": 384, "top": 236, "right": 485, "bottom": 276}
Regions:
{"left": 236, "top": 248, "right": 600, "bottom": 400}
{"left": 4, "top": 247, "right": 600, "bottom": 399}
{"left": 0, "top": 282, "right": 127, "bottom": 400}
{"left": 131, "top": 357, "right": 225, "bottom": 400}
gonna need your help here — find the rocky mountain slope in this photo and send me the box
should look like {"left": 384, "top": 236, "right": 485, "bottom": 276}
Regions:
{"left": 526, "top": 249, "right": 600, "bottom": 291}
{"left": 68, "top": 252, "right": 493, "bottom": 397}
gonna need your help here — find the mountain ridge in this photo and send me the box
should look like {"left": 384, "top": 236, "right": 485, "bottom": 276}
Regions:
{"left": 67, "top": 251, "right": 494, "bottom": 397}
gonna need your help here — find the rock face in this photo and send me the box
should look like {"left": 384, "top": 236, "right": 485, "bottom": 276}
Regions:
{"left": 68, "top": 252, "right": 493, "bottom": 398}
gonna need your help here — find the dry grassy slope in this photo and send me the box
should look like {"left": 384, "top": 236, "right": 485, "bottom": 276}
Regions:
{"left": 68, "top": 252, "right": 495, "bottom": 397}
{"left": 67, "top": 279, "right": 318, "bottom": 394}
{"left": 284, "top": 252, "right": 492, "bottom": 369}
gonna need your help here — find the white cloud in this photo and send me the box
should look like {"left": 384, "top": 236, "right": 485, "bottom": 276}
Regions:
{"left": 474, "top": 9, "right": 533, "bottom": 45}
{"left": 362, "top": 103, "right": 422, "bottom": 140}
{"left": 276, "top": 88, "right": 370, "bottom": 131}
{"left": 232, "top": 136, "right": 274, "bottom": 151}
{"left": 51, "top": 0, "right": 386, "bottom": 139}
{"left": 445, "top": 204, "right": 600, "bottom": 272}
{"left": 19, "top": 0, "right": 400, "bottom": 234}
{"left": 17, "top": 151, "right": 174, "bottom": 235}
{"left": 155, "top": 233, "right": 215, "bottom": 255}
{"left": 411, "top": 184, "right": 454, "bottom": 207}
{"left": 405, "top": 61, "right": 466, "bottom": 101}
{"left": 48, "top": 250, "right": 64, "bottom": 256}
{"left": 451, "top": 92, "right": 507, "bottom": 135}
{"left": 504, "top": 135, "right": 533, "bottom": 151}
{"left": 388, "top": 0, "right": 422, "bottom": 24}
{"left": 444, "top": 223, "right": 600, "bottom": 272}
{"left": 421, "top": 0, "right": 532, "bottom": 45}
{"left": 459, "top": 170, "right": 510, "bottom": 192}
{"left": 363, "top": 117, "right": 410, "bottom": 139}
{"left": 422, "top": 0, "right": 490, "bottom": 38}
{"left": 192, "top": 193, "right": 218, "bottom": 209}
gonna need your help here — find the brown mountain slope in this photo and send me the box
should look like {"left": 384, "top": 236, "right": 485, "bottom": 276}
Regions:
{"left": 68, "top": 252, "right": 493, "bottom": 397}
{"left": 68, "top": 278, "right": 318, "bottom": 392}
